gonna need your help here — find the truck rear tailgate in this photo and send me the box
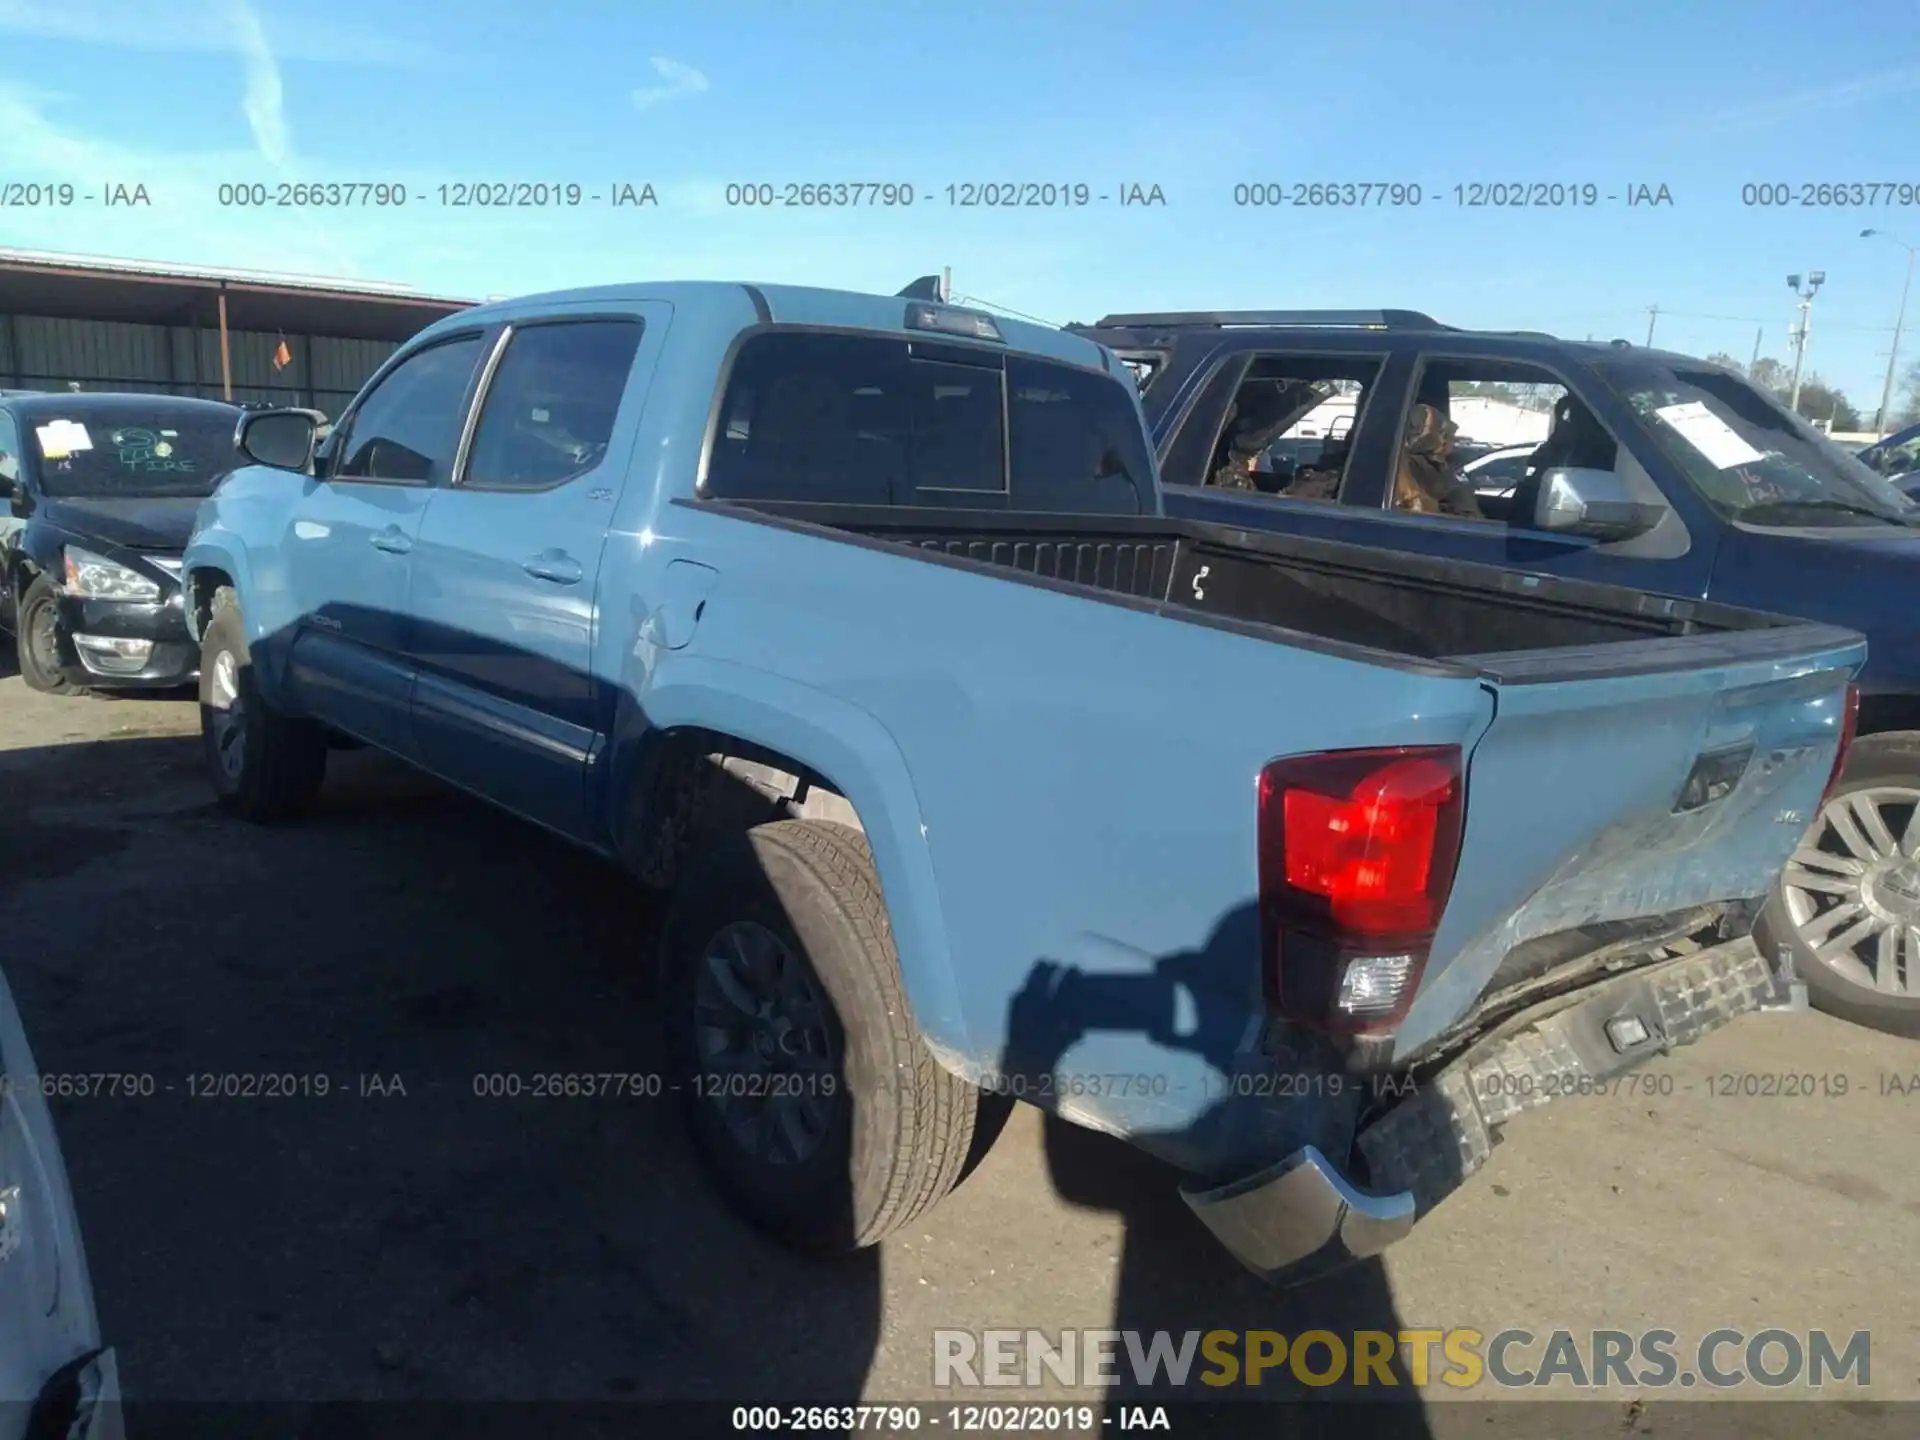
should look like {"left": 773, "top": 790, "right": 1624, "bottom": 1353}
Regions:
{"left": 1396, "top": 627, "right": 1863, "bottom": 1057}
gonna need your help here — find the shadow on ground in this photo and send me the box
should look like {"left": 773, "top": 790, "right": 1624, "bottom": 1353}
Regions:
{"left": 4, "top": 731, "right": 881, "bottom": 1406}
{"left": 6, "top": 721, "right": 1429, "bottom": 1436}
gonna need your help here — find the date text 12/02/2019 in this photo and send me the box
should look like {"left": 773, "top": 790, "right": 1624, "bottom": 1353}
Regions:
{"left": 212, "top": 182, "right": 660, "bottom": 208}
{"left": 729, "top": 1403, "right": 1170, "bottom": 1432}
{"left": 1231, "top": 181, "right": 1674, "bottom": 208}
{"left": 722, "top": 182, "right": 1167, "bottom": 208}
{"left": 0, "top": 182, "right": 149, "bottom": 206}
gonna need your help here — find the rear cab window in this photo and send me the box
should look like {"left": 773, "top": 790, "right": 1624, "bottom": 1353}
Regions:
{"left": 703, "top": 329, "right": 1152, "bottom": 515}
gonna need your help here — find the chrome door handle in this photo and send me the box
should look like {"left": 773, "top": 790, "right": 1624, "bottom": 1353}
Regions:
{"left": 370, "top": 528, "right": 413, "bottom": 555}
{"left": 523, "top": 552, "right": 582, "bottom": 585}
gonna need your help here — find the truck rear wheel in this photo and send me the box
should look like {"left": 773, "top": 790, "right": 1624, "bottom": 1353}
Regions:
{"left": 661, "top": 818, "right": 980, "bottom": 1251}
{"left": 1759, "top": 731, "right": 1920, "bottom": 1038}
{"left": 198, "top": 587, "right": 329, "bottom": 824}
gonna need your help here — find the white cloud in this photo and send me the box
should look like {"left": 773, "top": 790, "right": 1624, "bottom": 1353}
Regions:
{"left": 223, "top": 0, "right": 292, "bottom": 168}
{"left": 0, "top": 0, "right": 422, "bottom": 64}
{"left": 0, "top": 82, "right": 397, "bottom": 278}
{"left": 632, "top": 56, "right": 709, "bottom": 110}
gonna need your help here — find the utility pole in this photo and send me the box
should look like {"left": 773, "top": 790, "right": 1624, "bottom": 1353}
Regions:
{"left": 1750, "top": 327, "right": 1763, "bottom": 373}
{"left": 1785, "top": 270, "right": 1826, "bottom": 415}
{"left": 941, "top": 266, "right": 952, "bottom": 304}
{"left": 1862, "top": 229, "right": 1915, "bottom": 438}
{"left": 1645, "top": 305, "right": 1659, "bottom": 346}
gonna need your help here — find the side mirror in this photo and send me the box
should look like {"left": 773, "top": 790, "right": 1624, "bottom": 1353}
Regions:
{"left": 1534, "top": 465, "right": 1664, "bottom": 541}
{"left": 236, "top": 408, "right": 325, "bottom": 471}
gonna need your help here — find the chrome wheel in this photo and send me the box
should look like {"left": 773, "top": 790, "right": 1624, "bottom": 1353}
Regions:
{"left": 693, "top": 920, "right": 837, "bottom": 1167}
{"left": 1781, "top": 787, "right": 1920, "bottom": 997}
{"left": 206, "top": 647, "right": 248, "bottom": 782}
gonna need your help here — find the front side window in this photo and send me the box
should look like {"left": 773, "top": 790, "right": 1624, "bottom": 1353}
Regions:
{"left": 334, "top": 335, "right": 485, "bottom": 484}
{"left": 1465, "top": 450, "right": 1533, "bottom": 496}
{"left": 463, "top": 320, "right": 644, "bottom": 490}
{"left": 1390, "top": 360, "right": 1579, "bottom": 526}
{"left": 1601, "top": 362, "right": 1918, "bottom": 529}
{"left": 27, "top": 406, "right": 242, "bottom": 499}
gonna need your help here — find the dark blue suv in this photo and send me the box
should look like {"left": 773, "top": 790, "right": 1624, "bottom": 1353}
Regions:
{"left": 1069, "top": 308, "right": 1920, "bottom": 1036}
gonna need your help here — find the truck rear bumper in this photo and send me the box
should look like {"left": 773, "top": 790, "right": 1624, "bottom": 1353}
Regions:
{"left": 1182, "top": 934, "right": 1781, "bottom": 1287}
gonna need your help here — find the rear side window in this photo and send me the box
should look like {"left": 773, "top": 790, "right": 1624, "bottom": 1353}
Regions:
{"left": 706, "top": 332, "right": 905, "bottom": 504}
{"left": 704, "top": 330, "right": 1151, "bottom": 514}
{"left": 1007, "top": 355, "right": 1149, "bottom": 515}
{"left": 463, "top": 319, "right": 643, "bottom": 490}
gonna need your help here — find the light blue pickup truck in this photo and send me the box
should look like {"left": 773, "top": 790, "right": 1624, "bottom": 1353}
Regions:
{"left": 182, "top": 281, "right": 1865, "bottom": 1285}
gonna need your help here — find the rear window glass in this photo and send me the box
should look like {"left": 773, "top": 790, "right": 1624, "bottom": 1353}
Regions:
{"left": 1006, "top": 355, "right": 1149, "bottom": 514}
{"left": 704, "top": 330, "right": 1150, "bottom": 514}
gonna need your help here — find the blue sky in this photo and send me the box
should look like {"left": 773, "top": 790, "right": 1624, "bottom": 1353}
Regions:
{"left": 1, "top": 0, "right": 1918, "bottom": 415}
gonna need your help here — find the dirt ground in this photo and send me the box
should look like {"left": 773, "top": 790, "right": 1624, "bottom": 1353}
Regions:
{"left": 3, "top": 668, "right": 1916, "bottom": 1435}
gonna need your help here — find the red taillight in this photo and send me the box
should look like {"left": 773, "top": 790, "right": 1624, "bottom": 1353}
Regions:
{"left": 1822, "top": 683, "right": 1860, "bottom": 806}
{"left": 1259, "top": 746, "right": 1466, "bottom": 1035}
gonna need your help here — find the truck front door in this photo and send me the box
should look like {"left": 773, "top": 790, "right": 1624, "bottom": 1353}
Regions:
{"left": 406, "top": 308, "right": 664, "bottom": 839}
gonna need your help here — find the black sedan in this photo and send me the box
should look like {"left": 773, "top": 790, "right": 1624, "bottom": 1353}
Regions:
{"left": 0, "top": 393, "right": 244, "bottom": 693}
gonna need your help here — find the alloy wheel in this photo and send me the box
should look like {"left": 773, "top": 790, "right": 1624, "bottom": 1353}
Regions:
{"left": 693, "top": 920, "right": 838, "bottom": 1167}
{"left": 1780, "top": 786, "right": 1920, "bottom": 997}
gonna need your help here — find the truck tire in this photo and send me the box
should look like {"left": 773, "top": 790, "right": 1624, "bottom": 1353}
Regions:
{"left": 661, "top": 818, "right": 980, "bottom": 1252}
{"left": 197, "top": 586, "right": 328, "bottom": 823}
{"left": 1757, "top": 731, "right": 1920, "bottom": 1038}
{"left": 16, "top": 575, "right": 80, "bottom": 695}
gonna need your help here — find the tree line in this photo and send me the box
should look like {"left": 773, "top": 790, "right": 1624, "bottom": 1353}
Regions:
{"left": 1700, "top": 352, "right": 1920, "bottom": 433}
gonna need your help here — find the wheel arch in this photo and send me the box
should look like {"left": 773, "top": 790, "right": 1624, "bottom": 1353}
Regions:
{"left": 604, "top": 662, "right": 970, "bottom": 1061}
{"left": 184, "top": 564, "right": 236, "bottom": 644}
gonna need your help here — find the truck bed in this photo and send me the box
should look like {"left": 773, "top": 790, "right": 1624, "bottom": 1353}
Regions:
{"left": 714, "top": 500, "right": 1850, "bottom": 680}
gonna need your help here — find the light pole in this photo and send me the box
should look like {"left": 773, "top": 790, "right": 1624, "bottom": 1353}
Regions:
{"left": 1862, "top": 229, "right": 1916, "bottom": 439}
{"left": 1786, "top": 270, "right": 1826, "bottom": 415}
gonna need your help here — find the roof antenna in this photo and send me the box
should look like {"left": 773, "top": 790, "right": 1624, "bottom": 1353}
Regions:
{"left": 897, "top": 274, "right": 944, "bottom": 302}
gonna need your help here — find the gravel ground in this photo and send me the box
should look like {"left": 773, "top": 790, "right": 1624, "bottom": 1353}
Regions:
{"left": 2, "top": 669, "right": 1916, "bottom": 1436}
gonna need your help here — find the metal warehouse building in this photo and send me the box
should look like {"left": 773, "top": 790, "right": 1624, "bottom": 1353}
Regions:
{"left": 0, "top": 247, "right": 473, "bottom": 417}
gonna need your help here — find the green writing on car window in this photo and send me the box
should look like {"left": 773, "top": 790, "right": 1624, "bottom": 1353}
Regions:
{"left": 111, "top": 428, "right": 197, "bottom": 473}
